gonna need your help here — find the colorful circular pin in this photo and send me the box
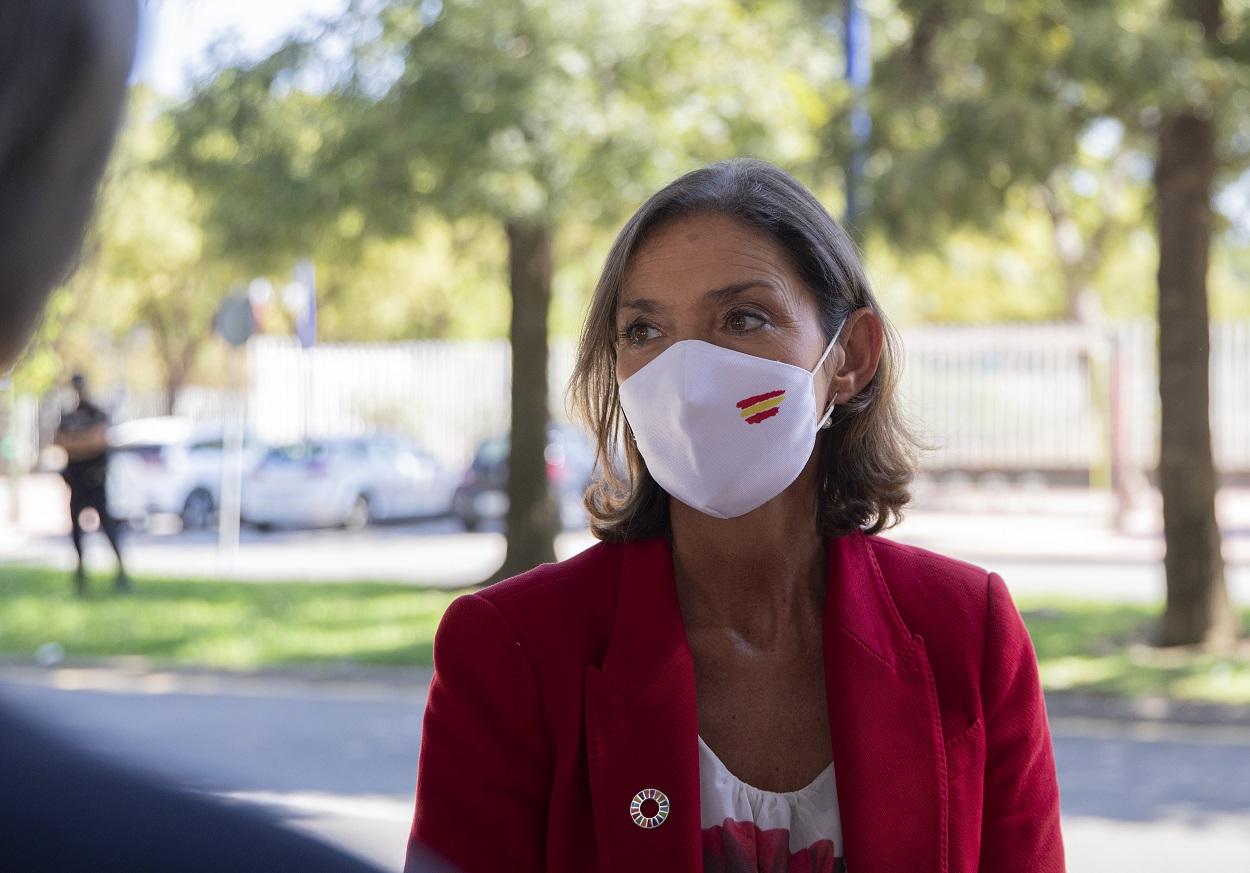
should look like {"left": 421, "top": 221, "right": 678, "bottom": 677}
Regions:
{"left": 629, "top": 788, "right": 670, "bottom": 829}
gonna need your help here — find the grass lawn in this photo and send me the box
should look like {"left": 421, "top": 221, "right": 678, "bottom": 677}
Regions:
{"left": 1018, "top": 597, "right": 1250, "bottom": 705}
{"left": 0, "top": 565, "right": 461, "bottom": 670}
{"left": 2, "top": 565, "right": 1249, "bottom": 704}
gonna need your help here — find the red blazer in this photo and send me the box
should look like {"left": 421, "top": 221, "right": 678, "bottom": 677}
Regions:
{"left": 408, "top": 530, "right": 1064, "bottom": 872}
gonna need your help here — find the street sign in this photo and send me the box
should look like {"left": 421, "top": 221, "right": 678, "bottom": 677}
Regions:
{"left": 213, "top": 294, "right": 255, "bottom": 348}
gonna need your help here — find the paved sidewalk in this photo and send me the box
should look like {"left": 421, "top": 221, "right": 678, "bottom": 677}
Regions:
{"left": 4, "top": 660, "right": 1250, "bottom": 728}
{"left": 894, "top": 483, "right": 1250, "bottom": 564}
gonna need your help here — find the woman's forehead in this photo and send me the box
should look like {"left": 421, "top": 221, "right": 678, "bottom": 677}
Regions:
{"left": 621, "top": 213, "right": 801, "bottom": 305}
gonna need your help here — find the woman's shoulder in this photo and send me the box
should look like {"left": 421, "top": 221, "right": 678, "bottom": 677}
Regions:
{"left": 437, "top": 539, "right": 626, "bottom": 661}
{"left": 861, "top": 532, "right": 1004, "bottom": 650}
{"left": 864, "top": 533, "right": 992, "bottom": 590}
{"left": 861, "top": 532, "right": 1034, "bottom": 692}
{"left": 478, "top": 538, "right": 626, "bottom": 611}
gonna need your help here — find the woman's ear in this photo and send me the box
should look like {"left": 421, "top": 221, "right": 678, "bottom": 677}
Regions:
{"left": 826, "top": 308, "right": 884, "bottom": 405}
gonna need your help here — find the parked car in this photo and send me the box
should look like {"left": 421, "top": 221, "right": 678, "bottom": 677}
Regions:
{"left": 107, "top": 417, "right": 266, "bottom": 530}
{"left": 451, "top": 424, "right": 598, "bottom": 531}
{"left": 242, "top": 435, "right": 457, "bottom": 531}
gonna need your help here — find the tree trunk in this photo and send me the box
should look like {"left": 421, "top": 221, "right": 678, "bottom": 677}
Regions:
{"left": 158, "top": 332, "right": 199, "bottom": 417}
{"left": 490, "top": 219, "right": 558, "bottom": 583}
{"left": 1154, "top": 101, "right": 1235, "bottom": 647}
{"left": 161, "top": 370, "right": 182, "bottom": 417}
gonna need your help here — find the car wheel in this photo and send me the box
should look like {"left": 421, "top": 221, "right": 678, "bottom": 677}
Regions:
{"left": 344, "top": 494, "right": 372, "bottom": 530}
{"left": 181, "top": 489, "right": 215, "bottom": 530}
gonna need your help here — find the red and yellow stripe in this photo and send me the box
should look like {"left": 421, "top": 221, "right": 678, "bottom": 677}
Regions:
{"left": 736, "top": 389, "right": 785, "bottom": 424}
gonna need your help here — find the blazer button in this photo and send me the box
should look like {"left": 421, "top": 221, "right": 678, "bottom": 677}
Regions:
{"left": 630, "top": 788, "right": 670, "bottom": 829}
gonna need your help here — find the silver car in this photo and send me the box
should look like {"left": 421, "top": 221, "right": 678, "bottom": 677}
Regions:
{"left": 107, "top": 417, "right": 266, "bottom": 530}
{"left": 242, "top": 435, "right": 457, "bottom": 531}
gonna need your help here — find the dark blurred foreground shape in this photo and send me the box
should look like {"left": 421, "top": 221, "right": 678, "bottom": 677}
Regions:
{"left": 0, "top": 706, "right": 421, "bottom": 873}
{"left": 0, "top": 1, "right": 444, "bottom": 870}
{"left": 0, "top": 1, "right": 135, "bottom": 370}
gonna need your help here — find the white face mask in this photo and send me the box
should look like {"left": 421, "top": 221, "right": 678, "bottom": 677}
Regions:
{"left": 618, "top": 318, "right": 847, "bottom": 520}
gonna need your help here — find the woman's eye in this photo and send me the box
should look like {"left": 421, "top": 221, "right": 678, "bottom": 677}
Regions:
{"left": 726, "top": 310, "right": 766, "bottom": 333}
{"left": 620, "top": 322, "right": 658, "bottom": 345}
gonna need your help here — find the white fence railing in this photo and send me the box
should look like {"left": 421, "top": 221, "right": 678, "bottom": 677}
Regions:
{"left": 881, "top": 320, "right": 1247, "bottom": 476}
{"left": 15, "top": 320, "right": 1250, "bottom": 478}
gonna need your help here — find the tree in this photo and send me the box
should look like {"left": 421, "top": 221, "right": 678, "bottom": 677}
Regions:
{"left": 167, "top": 0, "right": 838, "bottom": 581}
{"left": 1154, "top": 0, "right": 1240, "bottom": 646}
{"left": 833, "top": 0, "right": 1249, "bottom": 646}
{"left": 1034, "top": 132, "right": 1146, "bottom": 325}
{"left": 99, "top": 104, "right": 226, "bottom": 413}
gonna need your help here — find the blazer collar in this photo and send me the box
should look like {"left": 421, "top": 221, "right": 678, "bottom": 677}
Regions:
{"left": 585, "top": 530, "right": 947, "bottom": 873}
{"left": 597, "top": 529, "right": 916, "bottom": 696}
{"left": 600, "top": 535, "right": 691, "bottom": 702}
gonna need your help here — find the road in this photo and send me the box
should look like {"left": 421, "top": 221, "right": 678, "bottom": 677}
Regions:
{"left": 2, "top": 669, "right": 1248, "bottom": 872}
{"left": 5, "top": 477, "right": 1250, "bottom": 601}
{"left": 5, "top": 512, "right": 1250, "bottom": 604}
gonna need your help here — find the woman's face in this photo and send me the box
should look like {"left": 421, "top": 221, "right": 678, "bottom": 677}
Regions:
{"left": 615, "top": 212, "right": 837, "bottom": 405}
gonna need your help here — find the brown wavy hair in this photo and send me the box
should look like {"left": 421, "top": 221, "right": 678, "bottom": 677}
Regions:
{"left": 568, "top": 158, "right": 919, "bottom": 542}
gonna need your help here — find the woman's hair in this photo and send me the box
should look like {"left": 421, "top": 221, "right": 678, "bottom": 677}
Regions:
{"left": 568, "top": 158, "right": 919, "bottom": 542}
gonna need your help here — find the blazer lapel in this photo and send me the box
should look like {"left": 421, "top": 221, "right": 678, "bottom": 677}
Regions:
{"left": 584, "top": 531, "right": 946, "bottom": 873}
{"left": 584, "top": 537, "right": 701, "bottom": 873}
{"left": 824, "top": 530, "right": 947, "bottom": 873}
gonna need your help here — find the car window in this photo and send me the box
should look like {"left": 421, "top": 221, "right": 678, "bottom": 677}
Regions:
{"left": 113, "top": 443, "right": 164, "bottom": 461}
{"left": 476, "top": 438, "right": 509, "bottom": 469}
{"left": 339, "top": 440, "right": 370, "bottom": 461}
{"left": 368, "top": 441, "right": 398, "bottom": 462}
{"left": 396, "top": 449, "right": 433, "bottom": 475}
{"left": 267, "top": 442, "right": 326, "bottom": 464}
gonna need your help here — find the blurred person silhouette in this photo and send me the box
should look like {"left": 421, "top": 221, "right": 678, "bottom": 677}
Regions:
{"left": 0, "top": 1, "right": 449, "bottom": 870}
{"left": 53, "top": 372, "right": 129, "bottom": 594}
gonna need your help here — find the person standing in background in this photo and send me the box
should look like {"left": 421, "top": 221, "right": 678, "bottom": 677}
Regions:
{"left": 53, "top": 372, "right": 128, "bottom": 594}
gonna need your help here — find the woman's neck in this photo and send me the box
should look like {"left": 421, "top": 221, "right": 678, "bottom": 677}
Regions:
{"left": 668, "top": 464, "right": 827, "bottom": 645}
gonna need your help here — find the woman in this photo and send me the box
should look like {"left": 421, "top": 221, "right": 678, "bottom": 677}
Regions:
{"left": 408, "top": 159, "right": 1064, "bottom": 873}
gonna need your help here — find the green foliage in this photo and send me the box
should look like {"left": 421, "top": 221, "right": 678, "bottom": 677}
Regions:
{"left": 164, "top": 0, "right": 841, "bottom": 273}
{"left": 101, "top": 98, "right": 231, "bottom": 401}
{"left": 823, "top": 0, "right": 1250, "bottom": 321}
{"left": 163, "top": 38, "right": 355, "bottom": 272}
{"left": 328, "top": 0, "right": 840, "bottom": 223}
{"left": 315, "top": 218, "right": 512, "bottom": 340}
{"left": 12, "top": 0, "right": 1250, "bottom": 385}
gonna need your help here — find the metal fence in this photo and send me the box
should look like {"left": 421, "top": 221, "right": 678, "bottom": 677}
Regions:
{"left": 884, "top": 320, "right": 1247, "bottom": 477}
{"left": 15, "top": 320, "right": 1250, "bottom": 478}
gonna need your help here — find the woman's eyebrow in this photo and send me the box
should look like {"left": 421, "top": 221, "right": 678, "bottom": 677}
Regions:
{"left": 618, "top": 297, "right": 662, "bottom": 314}
{"left": 706, "top": 279, "right": 780, "bottom": 303}
{"left": 620, "top": 280, "right": 779, "bottom": 316}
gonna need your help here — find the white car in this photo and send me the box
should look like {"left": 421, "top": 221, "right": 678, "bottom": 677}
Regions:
{"left": 242, "top": 435, "right": 457, "bottom": 531}
{"left": 107, "top": 416, "right": 266, "bottom": 530}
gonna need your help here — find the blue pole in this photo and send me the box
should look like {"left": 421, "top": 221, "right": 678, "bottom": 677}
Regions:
{"left": 844, "top": 0, "right": 871, "bottom": 230}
